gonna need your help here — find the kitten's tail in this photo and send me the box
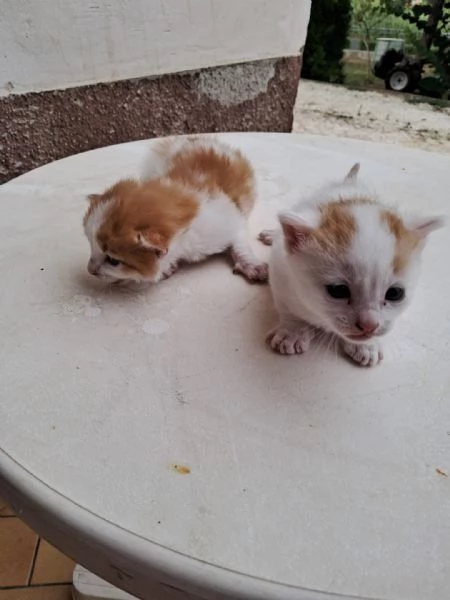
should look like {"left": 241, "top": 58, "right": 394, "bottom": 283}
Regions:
{"left": 345, "top": 163, "right": 360, "bottom": 181}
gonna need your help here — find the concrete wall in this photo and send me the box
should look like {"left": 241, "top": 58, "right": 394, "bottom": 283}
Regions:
{"left": 1, "top": 0, "right": 311, "bottom": 97}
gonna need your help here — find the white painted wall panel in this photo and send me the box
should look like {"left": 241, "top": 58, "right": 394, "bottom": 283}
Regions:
{"left": 0, "top": 0, "right": 311, "bottom": 97}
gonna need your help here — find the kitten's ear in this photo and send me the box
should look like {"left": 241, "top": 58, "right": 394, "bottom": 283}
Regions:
{"left": 136, "top": 230, "right": 168, "bottom": 257}
{"left": 345, "top": 163, "right": 360, "bottom": 181}
{"left": 87, "top": 193, "right": 101, "bottom": 202}
{"left": 406, "top": 215, "right": 445, "bottom": 238}
{"left": 278, "top": 210, "right": 318, "bottom": 253}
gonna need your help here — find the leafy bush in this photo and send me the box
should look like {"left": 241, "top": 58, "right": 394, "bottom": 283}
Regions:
{"left": 402, "top": 0, "right": 450, "bottom": 97}
{"left": 302, "top": 0, "right": 352, "bottom": 83}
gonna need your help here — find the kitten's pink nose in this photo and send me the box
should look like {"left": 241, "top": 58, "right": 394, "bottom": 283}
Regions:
{"left": 88, "top": 259, "right": 100, "bottom": 276}
{"left": 356, "top": 317, "right": 379, "bottom": 334}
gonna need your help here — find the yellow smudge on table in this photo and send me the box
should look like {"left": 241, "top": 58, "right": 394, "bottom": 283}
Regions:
{"left": 171, "top": 463, "right": 191, "bottom": 475}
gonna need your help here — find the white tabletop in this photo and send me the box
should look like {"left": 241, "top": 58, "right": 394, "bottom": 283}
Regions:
{"left": 1, "top": 133, "right": 449, "bottom": 600}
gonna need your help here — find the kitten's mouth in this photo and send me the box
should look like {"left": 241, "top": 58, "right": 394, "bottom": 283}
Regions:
{"left": 346, "top": 333, "right": 375, "bottom": 342}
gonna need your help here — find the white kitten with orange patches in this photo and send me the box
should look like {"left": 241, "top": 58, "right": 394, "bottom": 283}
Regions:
{"left": 84, "top": 137, "right": 267, "bottom": 284}
{"left": 260, "top": 164, "right": 444, "bottom": 366}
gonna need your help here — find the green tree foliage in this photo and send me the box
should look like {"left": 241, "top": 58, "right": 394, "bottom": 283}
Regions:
{"left": 351, "top": 0, "right": 388, "bottom": 75}
{"left": 402, "top": 0, "right": 450, "bottom": 93}
{"left": 403, "top": 0, "right": 449, "bottom": 50}
{"left": 353, "top": 0, "right": 386, "bottom": 52}
{"left": 302, "top": 0, "right": 352, "bottom": 83}
{"left": 381, "top": 0, "right": 410, "bottom": 14}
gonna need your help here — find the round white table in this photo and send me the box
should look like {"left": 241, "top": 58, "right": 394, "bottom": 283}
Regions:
{"left": 1, "top": 134, "right": 449, "bottom": 600}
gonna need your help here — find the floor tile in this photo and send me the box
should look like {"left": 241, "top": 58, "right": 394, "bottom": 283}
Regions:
{"left": 0, "top": 498, "right": 14, "bottom": 517}
{"left": 31, "top": 540, "right": 75, "bottom": 585}
{"left": 0, "top": 585, "right": 72, "bottom": 600}
{"left": 0, "top": 519, "right": 38, "bottom": 587}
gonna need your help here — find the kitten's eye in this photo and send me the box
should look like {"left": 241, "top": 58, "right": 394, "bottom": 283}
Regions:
{"left": 105, "top": 255, "right": 121, "bottom": 267}
{"left": 326, "top": 284, "right": 351, "bottom": 300}
{"left": 385, "top": 286, "right": 405, "bottom": 302}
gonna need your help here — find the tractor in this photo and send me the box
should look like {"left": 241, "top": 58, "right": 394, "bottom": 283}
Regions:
{"left": 372, "top": 37, "right": 448, "bottom": 98}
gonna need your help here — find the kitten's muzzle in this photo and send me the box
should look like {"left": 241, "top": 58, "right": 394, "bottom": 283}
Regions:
{"left": 87, "top": 259, "right": 101, "bottom": 277}
{"left": 344, "top": 316, "right": 380, "bottom": 342}
{"left": 355, "top": 317, "right": 379, "bottom": 335}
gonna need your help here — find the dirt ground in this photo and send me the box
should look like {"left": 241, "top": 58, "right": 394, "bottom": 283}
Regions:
{"left": 293, "top": 80, "right": 450, "bottom": 155}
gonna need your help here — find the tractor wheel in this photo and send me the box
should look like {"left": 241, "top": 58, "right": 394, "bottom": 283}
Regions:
{"left": 385, "top": 68, "right": 415, "bottom": 93}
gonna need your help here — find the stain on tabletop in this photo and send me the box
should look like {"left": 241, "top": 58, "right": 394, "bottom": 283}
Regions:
{"left": 171, "top": 463, "right": 191, "bottom": 475}
{"left": 436, "top": 468, "right": 448, "bottom": 478}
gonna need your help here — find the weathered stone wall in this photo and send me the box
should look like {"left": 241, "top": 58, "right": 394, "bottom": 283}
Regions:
{"left": 0, "top": 57, "right": 301, "bottom": 183}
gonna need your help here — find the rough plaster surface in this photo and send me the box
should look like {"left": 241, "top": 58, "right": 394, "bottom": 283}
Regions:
{"left": 197, "top": 60, "right": 276, "bottom": 107}
{"left": 0, "top": 57, "right": 301, "bottom": 183}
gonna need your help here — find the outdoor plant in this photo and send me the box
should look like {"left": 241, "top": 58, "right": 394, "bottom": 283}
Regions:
{"left": 302, "top": 0, "right": 352, "bottom": 83}
{"left": 401, "top": 0, "right": 450, "bottom": 97}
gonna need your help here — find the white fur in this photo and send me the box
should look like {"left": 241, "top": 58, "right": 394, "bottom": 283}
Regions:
{"left": 265, "top": 164, "right": 443, "bottom": 367}
{"left": 141, "top": 136, "right": 240, "bottom": 182}
{"left": 155, "top": 189, "right": 252, "bottom": 282}
{"left": 84, "top": 200, "right": 114, "bottom": 277}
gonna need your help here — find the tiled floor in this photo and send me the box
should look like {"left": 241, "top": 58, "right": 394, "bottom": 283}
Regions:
{"left": 0, "top": 497, "right": 74, "bottom": 600}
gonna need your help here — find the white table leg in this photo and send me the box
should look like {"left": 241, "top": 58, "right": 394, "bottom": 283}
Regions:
{"left": 72, "top": 565, "right": 137, "bottom": 600}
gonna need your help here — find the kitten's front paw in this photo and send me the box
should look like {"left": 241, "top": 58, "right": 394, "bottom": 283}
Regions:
{"left": 258, "top": 230, "right": 275, "bottom": 246}
{"left": 343, "top": 341, "right": 383, "bottom": 367}
{"left": 266, "top": 326, "right": 311, "bottom": 356}
{"left": 162, "top": 263, "right": 178, "bottom": 280}
{"left": 111, "top": 279, "right": 129, "bottom": 287}
{"left": 233, "top": 260, "right": 268, "bottom": 283}
{"left": 112, "top": 280, "right": 150, "bottom": 291}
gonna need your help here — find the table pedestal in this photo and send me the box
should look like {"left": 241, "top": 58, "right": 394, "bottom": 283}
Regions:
{"left": 73, "top": 566, "right": 136, "bottom": 600}
{"left": 73, "top": 565, "right": 202, "bottom": 600}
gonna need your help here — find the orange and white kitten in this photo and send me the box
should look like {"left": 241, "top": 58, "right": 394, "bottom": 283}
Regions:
{"left": 260, "top": 164, "right": 444, "bottom": 367}
{"left": 83, "top": 137, "right": 267, "bottom": 284}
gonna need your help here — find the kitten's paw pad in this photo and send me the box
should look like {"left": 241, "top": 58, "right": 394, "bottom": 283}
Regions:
{"left": 162, "top": 263, "right": 178, "bottom": 280}
{"left": 343, "top": 342, "right": 383, "bottom": 367}
{"left": 233, "top": 261, "right": 268, "bottom": 283}
{"left": 266, "top": 327, "right": 310, "bottom": 355}
{"left": 258, "top": 230, "right": 275, "bottom": 246}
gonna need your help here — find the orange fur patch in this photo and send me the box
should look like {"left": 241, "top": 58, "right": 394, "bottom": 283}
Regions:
{"left": 381, "top": 210, "right": 421, "bottom": 273}
{"left": 165, "top": 143, "right": 255, "bottom": 215}
{"left": 89, "top": 179, "right": 198, "bottom": 279}
{"left": 309, "top": 197, "right": 380, "bottom": 253}
{"left": 308, "top": 200, "right": 358, "bottom": 253}
{"left": 83, "top": 180, "right": 139, "bottom": 226}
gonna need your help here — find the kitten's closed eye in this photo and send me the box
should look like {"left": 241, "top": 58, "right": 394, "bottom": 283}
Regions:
{"left": 105, "top": 255, "right": 121, "bottom": 267}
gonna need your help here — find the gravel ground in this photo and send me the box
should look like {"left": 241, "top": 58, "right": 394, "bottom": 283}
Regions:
{"left": 293, "top": 80, "right": 450, "bottom": 154}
